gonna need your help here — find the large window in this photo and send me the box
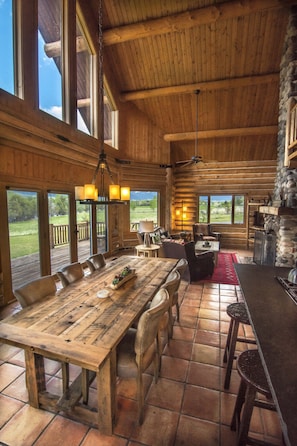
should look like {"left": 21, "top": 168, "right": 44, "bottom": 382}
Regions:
{"left": 130, "top": 191, "right": 159, "bottom": 231}
{"left": 7, "top": 190, "right": 41, "bottom": 289}
{"left": 198, "top": 195, "right": 244, "bottom": 224}
{"left": 0, "top": 0, "right": 15, "bottom": 95}
{"left": 38, "top": 0, "right": 63, "bottom": 120}
{"left": 76, "top": 15, "right": 95, "bottom": 134}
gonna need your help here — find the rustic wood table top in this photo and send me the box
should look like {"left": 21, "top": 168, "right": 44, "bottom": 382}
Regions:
{"left": 0, "top": 255, "right": 178, "bottom": 434}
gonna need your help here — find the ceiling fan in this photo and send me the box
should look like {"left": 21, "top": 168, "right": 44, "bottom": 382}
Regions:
{"left": 175, "top": 89, "right": 203, "bottom": 168}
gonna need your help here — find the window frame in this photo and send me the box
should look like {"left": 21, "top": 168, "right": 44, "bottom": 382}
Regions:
{"left": 129, "top": 190, "right": 160, "bottom": 232}
{"left": 197, "top": 194, "right": 246, "bottom": 225}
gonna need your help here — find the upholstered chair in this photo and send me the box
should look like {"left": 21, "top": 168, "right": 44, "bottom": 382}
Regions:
{"left": 57, "top": 262, "right": 84, "bottom": 288}
{"left": 172, "top": 258, "right": 189, "bottom": 321}
{"left": 14, "top": 275, "right": 56, "bottom": 308}
{"left": 162, "top": 240, "right": 214, "bottom": 282}
{"left": 161, "top": 270, "right": 181, "bottom": 340}
{"left": 193, "top": 223, "right": 221, "bottom": 242}
{"left": 86, "top": 253, "right": 106, "bottom": 273}
{"left": 116, "top": 288, "right": 169, "bottom": 424}
{"left": 184, "top": 241, "right": 214, "bottom": 282}
{"left": 14, "top": 275, "right": 69, "bottom": 392}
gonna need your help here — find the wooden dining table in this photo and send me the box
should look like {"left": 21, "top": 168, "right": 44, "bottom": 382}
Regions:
{"left": 234, "top": 263, "right": 297, "bottom": 446}
{"left": 0, "top": 255, "right": 178, "bottom": 435}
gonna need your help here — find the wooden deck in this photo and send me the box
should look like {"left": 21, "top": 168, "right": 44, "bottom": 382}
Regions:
{"left": 11, "top": 240, "right": 96, "bottom": 290}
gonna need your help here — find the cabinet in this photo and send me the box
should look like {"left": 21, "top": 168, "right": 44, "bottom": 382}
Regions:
{"left": 246, "top": 202, "right": 264, "bottom": 248}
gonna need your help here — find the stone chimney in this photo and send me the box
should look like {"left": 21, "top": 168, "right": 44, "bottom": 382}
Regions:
{"left": 273, "top": 6, "right": 297, "bottom": 267}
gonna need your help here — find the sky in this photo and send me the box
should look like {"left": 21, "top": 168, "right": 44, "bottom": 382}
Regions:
{"left": 0, "top": 0, "right": 88, "bottom": 132}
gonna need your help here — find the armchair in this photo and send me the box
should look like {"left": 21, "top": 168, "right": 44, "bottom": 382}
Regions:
{"left": 184, "top": 241, "right": 214, "bottom": 282}
{"left": 162, "top": 240, "right": 214, "bottom": 282}
{"left": 193, "top": 223, "right": 221, "bottom": 243}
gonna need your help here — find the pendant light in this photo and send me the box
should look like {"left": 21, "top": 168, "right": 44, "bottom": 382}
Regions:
{"left": 75, "top": 0, "right": 130, "bottom": 205}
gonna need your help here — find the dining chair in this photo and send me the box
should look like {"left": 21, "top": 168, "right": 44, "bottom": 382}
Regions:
{"left": 14, "top": 275, "right": 70, "bottom": 392}
{"left": 57, "top": 262, "right": 84, "bottom": 287}
{"left": 86, "top": 253, "right": 106, "bottom": 273}
{"left": 161, "top": 270, "right": 181, "bottom": 340}
{"left": 14, "top": 275, "right": 57, "bottom": 308}
{"left": 172, "top": 258, "right": 189, "bottom": 321}
{"left": 116, "top": 288, "right": 169, "bottom": 424}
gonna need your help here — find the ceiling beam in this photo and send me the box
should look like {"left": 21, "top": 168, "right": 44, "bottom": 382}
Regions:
{"left": 103, "top": 0, "right": 294, "bottom": 46}
{"left": 164, "top": 126, "right": 278, "bottom": 142}
{"left": 120, "top": 73, "right": 279, "bottom": 101}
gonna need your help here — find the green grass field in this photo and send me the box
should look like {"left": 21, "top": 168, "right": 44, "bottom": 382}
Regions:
{"left": 9, "top": 207, "right": 156, "bottom": 258}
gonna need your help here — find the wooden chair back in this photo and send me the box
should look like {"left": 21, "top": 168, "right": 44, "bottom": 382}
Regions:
{"left": 57, "top": 262, "right": 84, "bottom": 287}
{"left": 86, "top": 253, "right": 106, "bottom": 273}
{"left": 14, "top": 275, "right": 56, "bottom": 308}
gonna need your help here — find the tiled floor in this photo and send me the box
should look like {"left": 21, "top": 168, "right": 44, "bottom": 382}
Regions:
{"left": 0, "top": 252, "right": 284, "bottom": 446}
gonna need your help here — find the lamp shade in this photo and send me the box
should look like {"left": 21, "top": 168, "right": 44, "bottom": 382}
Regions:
{"left": 84, "top": 184, "right": 96, "bottom": 200}
{"left": 75, "top": 186, "right": 85, "bottom": 200}
{"left": 109, "top": 184, "right": 120, "bottom": 200}
{"left": 120, "top": 186, "right": 130, "bottom": 201}
{"left": 139, "top": 220, "right": 154, "bottom": 233}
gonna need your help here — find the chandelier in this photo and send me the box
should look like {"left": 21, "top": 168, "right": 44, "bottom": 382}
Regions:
{"left": 75, "top": 0, "right": 130, "bottom": 205}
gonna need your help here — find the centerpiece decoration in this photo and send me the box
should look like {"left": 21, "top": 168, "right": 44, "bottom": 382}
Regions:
{"left": 110, "top": 265, "right": 136, "bottom": 289}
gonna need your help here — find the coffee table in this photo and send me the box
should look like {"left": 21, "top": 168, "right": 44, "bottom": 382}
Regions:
{"left": 195, "top": 240, "right": 220, "bottom": 265}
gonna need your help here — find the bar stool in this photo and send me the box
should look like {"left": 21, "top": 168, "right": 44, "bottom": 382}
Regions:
{"left": 223, "top": 302, "right": 256, "bottom": 389}
{"left": 231, "top": 349, "right": 277, "bottom": 446}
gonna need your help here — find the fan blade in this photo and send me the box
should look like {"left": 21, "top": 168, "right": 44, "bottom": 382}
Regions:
{"left": 175, "top": 159, "right": 192, "bottom": 165}
{"left": 175, "top": 160, "right": 193, "bottom": 168}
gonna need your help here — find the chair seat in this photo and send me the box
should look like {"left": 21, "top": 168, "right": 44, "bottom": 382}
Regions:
{"left": 117, "top": 328, "right": 156, "bottom": 378}
{"left": 237, "top": 349, "right": 271, "bottom": 397}
{"left": 226, "top": 302, "right": 251, "bottom": 326}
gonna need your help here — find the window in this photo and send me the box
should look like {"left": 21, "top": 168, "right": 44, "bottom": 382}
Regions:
{"left": 7, "top": 190, "right": 41, "bottom": 288}
{"left": 76, "top": 15, "right": 95, "bottom": 135}
{"left": 0, "top": 0, "right": 15, "bottom": 94}
{"left": 104, "top": 88, "right": 118, "bottom": 147}
{"left": 130, "top": 191, "right": 159, "bottom": 231}
{"left": 38, "top": 0, "right": 63, "bottom": 120}
{"left": 198, "top": 195, "right": 245, "bottom": 224}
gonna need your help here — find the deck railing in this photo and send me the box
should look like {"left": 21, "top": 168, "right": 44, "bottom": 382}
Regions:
{"left": 49, "top": 222, "right": 106, "bottom": 248}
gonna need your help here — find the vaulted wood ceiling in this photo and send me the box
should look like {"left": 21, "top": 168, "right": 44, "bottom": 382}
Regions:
{"left": 88, "top": 0, "right": 294, "bottom": 165}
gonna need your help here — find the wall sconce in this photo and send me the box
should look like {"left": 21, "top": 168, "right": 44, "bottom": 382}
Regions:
{"left": 176, "top": 201, "right": 187, "bottom": 231}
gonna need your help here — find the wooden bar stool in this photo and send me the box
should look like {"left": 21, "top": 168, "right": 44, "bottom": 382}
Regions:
{"left": 223, "top": 302, "right": 256, "bottom": 389}
{"left": 231, "top": 349, "right": 277, "bottom": 446}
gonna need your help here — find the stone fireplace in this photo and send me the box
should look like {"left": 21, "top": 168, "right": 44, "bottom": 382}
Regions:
{"left": 261, "top": 6, "right": 297, "bottom": 267}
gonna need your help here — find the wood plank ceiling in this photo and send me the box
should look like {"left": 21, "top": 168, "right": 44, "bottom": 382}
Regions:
{"left": 88, "top": 0, "right": 294, "bottom": 166}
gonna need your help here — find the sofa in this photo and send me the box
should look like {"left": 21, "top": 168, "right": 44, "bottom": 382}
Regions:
{"left": 162, "top": 240, "right": 214, "bottom": 282}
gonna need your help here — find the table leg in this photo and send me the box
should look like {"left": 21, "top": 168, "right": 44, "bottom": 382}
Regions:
{"left": 96, "top": 349, "right": 116, "bottom": 435}
{"left": 24, "top": 350, "right": 46, "bottom": 408}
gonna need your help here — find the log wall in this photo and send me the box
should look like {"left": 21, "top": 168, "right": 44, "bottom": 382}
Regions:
{"left": 172, "top": 160, "right": 277, "bottom": 249}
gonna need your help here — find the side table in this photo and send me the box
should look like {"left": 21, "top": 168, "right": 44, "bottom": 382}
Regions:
{"left": 135, "top": 244, "right": 160, "bottom": 257}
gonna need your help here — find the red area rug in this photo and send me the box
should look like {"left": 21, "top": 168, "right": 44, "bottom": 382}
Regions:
{"left": 203, "top": 252, "right": 238, "bottom": 285}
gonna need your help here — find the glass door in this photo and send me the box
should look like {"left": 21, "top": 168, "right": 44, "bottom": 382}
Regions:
{"left": 48, "top": 192, "right": 71, "bottom": 272}
{"left": 7, "top": 190, "right": 41, "bottom": 290}
{"left": 76, "top": 202, "right": 92, "bottom": 263}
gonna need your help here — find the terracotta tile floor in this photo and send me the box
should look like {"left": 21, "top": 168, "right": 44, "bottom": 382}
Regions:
{"left": 0, "top": 253, "right": 285, "bottom": 446}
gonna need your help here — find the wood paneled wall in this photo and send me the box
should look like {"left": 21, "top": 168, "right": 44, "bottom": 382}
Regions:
{"left": 172, "top": 160, "right": 277, "bottom": 248}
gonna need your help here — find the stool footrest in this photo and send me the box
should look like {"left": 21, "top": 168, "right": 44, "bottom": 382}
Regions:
{"left": 254, "top": 398, "right": 276, "bottom": 412}
{"left": 237, "top": 337, "right": 256, "bottom": 344}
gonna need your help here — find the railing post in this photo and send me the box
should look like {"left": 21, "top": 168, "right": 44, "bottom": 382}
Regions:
{"left": 49, "top": 224, "right": 54, "bottom": 249}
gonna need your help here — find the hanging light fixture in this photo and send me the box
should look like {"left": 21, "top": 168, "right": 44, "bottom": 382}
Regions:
{"left": 75, "top": 0, "right": 130, "bottom": 205}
